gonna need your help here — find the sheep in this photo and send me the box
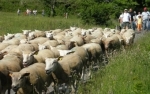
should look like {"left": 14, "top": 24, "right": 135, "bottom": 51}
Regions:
{"left": 22, "top": 30, "right": 31, "bottom": 36}
{"left": 56, "top": 44, "right": 69, "bottom": 50}
{"left": 57, "top": 49, "right": 74, "bottom": 56}
{"left": 22, "top": 49, "right": 56, "bottom": 67}
{"left": 102, "top": 30, "right": 114, "bottom": 38}
{"left": 51, "top": 29, "right": 63, "bottom": 35}
{"left": 45, "top": 52, "right": 84, "bottom": 94}
{"left": 46, "top": 31, "right": 54, "bottom": 40}
{"left": 70, "top": 26, "right": 77, "bottom": 31}
{"left": 38, "top": 43, "right": 49, "bottom": 50}
{"left": 49, "top": 46, "right": 60, "bottom": 57}
{"left": 28, "top": 37, "right": 49, "bottom": 44}
{"left": 71, "top": 47, "right": 90, "bottom": 78}
{"left": 101, "top": 34, "right": 122, "bottom": 58}
{"left": 2, "top": 38, "right": 20, "bottom": 45}
{"left": 0, "top": 36, "right": 4, "bottom": 42}
{"left": 70, "top": 27, "right": 82, "bottom": 36}
{"left": 13, "top": 33, "right": 27, "bottom": 40}
{"left": 81, "top": 29, "right": 91, "bottom": 36}
{"left": 20, "top": 39, "right": 28, "bottom": 44}
{"left": 91, "top": 28, "right": 103, "bottom": 38}
{"left": 1, "top": 45, "right": 18, "bottom": 53}
{"left": 121, "top": 29, "right": 135, "bottom": 48}
{"left": 62, "top": 40, "right": 77, "bottom": 50}
{"left": 0, "top": 52, "right": 23, "bottom": 94}
{"left": 82, "top": 35, "right": 96, "bottom": 44}
{"left": 82, "top": 43, "right": 103, "bottom": 67}
{"left": 0, "top": 51, "right": 8, "bottom": 60}
{"left": 71, "top": 35, "right": 84, "bottom": 45}
{"left": 4, "top": 33, "right": 14, "bottom": 40}
{"left": 71, "top": 47, "right": 89, "bottom": 67}
{"left": 43, "top": 40, "right": 59, "bottom": 47}
{"left": 38, "top": 40, "right": 60, "bottom": 51}
{"left": 28, "top": 30, "right": 46, "bottom": 40}
{"left": 9, "top": 63, "right": 53, "bottom": 94}
{"left": 13, "top": 43, "right": 38, "bottom": 55}
{"left": 0, "top": 43, "right": 10, "bottom": 51}
{"left": 90, "top": 38, "right": 102, "bottom": 45}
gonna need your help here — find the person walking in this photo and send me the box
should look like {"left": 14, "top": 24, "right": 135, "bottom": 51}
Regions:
{"left": 122, "top": 9, "right": 131, "bottom": 29}
{"left": 129, "top": 8, "right": 136, "bottom": 30}
{"left": 42, "top": 9, "right": 45, "bottom": 16}
{"left": 17, "top": 9, "right": 20, "bottom": 16}
{"left": 118, "top": 12, "right": 124, "bottom": 30}
{"left": 141, "top": 7, "right": 150, "bottom": 31}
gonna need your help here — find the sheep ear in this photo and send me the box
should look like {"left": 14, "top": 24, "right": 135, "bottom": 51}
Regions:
{"left": 9, "top": 71, "right": 13, "bottom": 77}
{"left": 57, "top": 56, "right": 63, "bottom": 61}
{"left": 20, "top": 72, "right": 30, "bottom": 79}
{"left": 30, "top": 50, "right": 38, "bottom": 56}
{"left": 66, "top": 51, "right": 75, "bottom": 55}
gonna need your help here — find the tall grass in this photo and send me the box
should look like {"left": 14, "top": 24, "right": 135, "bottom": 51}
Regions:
{"left": 78, "top": 33, "right": 150, "bottom": 94}
{"left": 0, "top": 12, "right": 99, "bottom": 35}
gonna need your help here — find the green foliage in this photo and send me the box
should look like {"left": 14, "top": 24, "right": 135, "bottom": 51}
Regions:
{"left": 0, "top": 0, "right": 148, "bottom": 27}
{"left": 80, "top": 2, "right": 114, "bottom": 25}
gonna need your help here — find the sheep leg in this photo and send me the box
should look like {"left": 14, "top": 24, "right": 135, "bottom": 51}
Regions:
{"left": 7, "top": 89, "right": 10, "bottom": 94}
{"left": 34, "top": 86, "right": 40, "bottom": 94}
{"left": 0, "top": 80, "right": 1, "bottom": 94}
{"left": 54, "top": 84, "right": 59, "bottom": 94}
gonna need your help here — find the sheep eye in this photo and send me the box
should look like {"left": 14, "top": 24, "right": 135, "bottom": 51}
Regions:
{"left": 52, "top": 62, "right": 55, "bottom": 65}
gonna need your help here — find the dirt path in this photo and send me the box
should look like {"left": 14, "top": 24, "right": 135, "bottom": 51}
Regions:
{"left": 134, "top": 30, "right": 148, "bottom": 42}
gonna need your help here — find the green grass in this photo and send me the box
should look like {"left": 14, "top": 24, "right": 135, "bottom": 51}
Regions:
{"left": 0, "top": 12, "right": 97, "bottom": 35}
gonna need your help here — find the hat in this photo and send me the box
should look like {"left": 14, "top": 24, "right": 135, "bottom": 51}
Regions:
{"left": 124, "top": 9, "right": 127, "bottom": 11}
{"left": 144, "top": 7, "right": 147, "bottom": 11}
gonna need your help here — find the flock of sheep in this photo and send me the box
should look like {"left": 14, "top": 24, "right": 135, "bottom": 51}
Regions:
{"left": 0, "top": 27, "right": 135, "bottom": 94}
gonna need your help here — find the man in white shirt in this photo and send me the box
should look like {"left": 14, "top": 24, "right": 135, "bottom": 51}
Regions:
{"left": 122, "top": 9, "right": 131, "bottom": 29}
{"left": 142, "top": 7, "right": 150, "bottom": 31}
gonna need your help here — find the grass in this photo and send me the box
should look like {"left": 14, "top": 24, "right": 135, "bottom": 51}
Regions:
{"left": 0, "top": 12, "right": 96, "bottom": 35}
{"left": 1, "top": 12, "right": 150, "bottom": 94}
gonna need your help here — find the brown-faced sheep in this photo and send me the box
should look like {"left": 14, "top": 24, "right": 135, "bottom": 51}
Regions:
{"left": 101, "top": 34, "right": 122, "bottom": 58}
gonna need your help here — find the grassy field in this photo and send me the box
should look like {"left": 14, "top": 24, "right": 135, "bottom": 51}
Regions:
{"left": 0, "top": 12, "right": 150, "bottom": 94}
{"left": 0, "top": 12, "right": 101, "bottom": 35}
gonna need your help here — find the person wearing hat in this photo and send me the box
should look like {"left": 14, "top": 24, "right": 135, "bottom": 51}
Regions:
{"left": 121, "top": 9, "right": 131, "bottom": 29}
{"left": 141, "top": 7, "right": 150, "bottom": 31}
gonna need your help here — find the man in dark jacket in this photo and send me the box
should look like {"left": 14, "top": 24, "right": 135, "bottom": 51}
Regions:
{"left": 129, "top": 8, "right": 136, "bottom": 30}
